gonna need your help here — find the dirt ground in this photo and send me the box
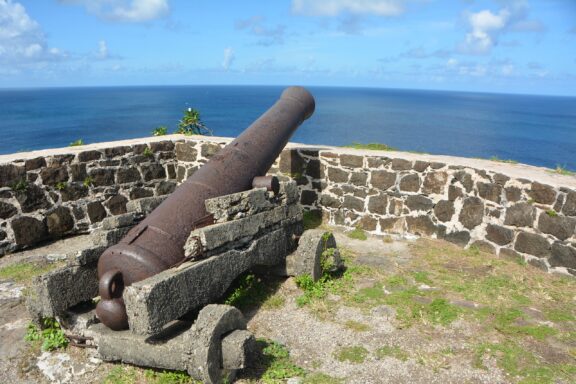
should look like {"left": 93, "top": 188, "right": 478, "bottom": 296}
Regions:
{"left": 1, "top": 229, "right": 574, "bottom": 384}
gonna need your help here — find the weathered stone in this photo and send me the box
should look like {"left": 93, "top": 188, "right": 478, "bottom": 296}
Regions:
{"left": 367, "top": 194, "right": 388, "bottom": 214}
{"left": 529, "top": 182, "right": 556, "bottom": 205}
{"left": 104, "top": 146, "right": 130, "bottom": 158}
{"left": 388, "top": 198, "right": 403, "bottom": 215}
{"left": 150, "top": 140, "right": 175, "bottom": 152}
{"left": 406, "top": 216, "right": 436, "bottom": 236}
{"left": 493, "top": 173, "right": 510, "bottom": 186}
{"left": 16, "top": 184, "right": 51, "bottom": 212}
{"left": 459, "top": 197, "right": 484, "bottom": 229}
{"left": 117, "top": 167, "right": 141, "bottom": 184}
{"left": 448, "top": 185, "right": 463, "bottom": 201}
{"left": 391, "top": 158, "right": 412, "bottom": 171}
{"left": 89, "top": 168, "right": 115, "bottom": 186}
{"left": 549, "top": 242, "right": 576, "bottom": 269}
{"left": 320, "top": 193, "right": 340, "bottom": 209}
{"left": 434, "top": 200, "right": 454, "bottom": 222}
{"left": 69, "top": 163, "right": 87, "bottom": 182}
{"left": 504, "top": 202, "right": 535, "bottom": 227}
{"left": 0, "top": 201, "right": 18, "bottom": 219}
{"left": 430, "top": 162, "right": 446, "bottom": 169}
{"left": 327, "top": 167, "right": 349, "bottom": 183}
{"left": 477, "top": 182, "right": 502, "bottom": 203}
{"left": 87, "top": 201, "right": 107, "bottom": 223}
{"left": 127, "top": 196, "right": 167, "bottom": 214}
{"left": 499, "top": 248, "right": 523, "bottom": 263}
{"left": 423, "top": 172, "right": 448, "bottom": 195}
{"left": 71, "top": 205, "right": 85, "bottom": 220}
{"left": 350, "top": 172, "right": 368, "bottom": 187}
{"left": 343, "top": 195, "right": 364, "bottom": 212}
{"left": 505, "top": 186, "right": 522, "bottom": 202}
{"left": 0, "top": 164, "right": 26, "bottom": 187}
{"left": 105, "top": 194, "right": 128, "bottom": 215}
{"left": 300, "top": 190, "right": 318, "bottom": 205}
{"left": 0, "top": 230, "right": 5, "bottom": 241}
{"left": 406, "top": 195, "right": 433, "bottom": 211}
{"left": 514, "top": 232, "right": 550, "bottom": 257}
{"left": 46, "top": 207, "right": 74, "bottom": 236}
{"left": 399, "top": 174, "right": 420, "bottom": 192}
{"left": 77, "top": 150, "right": 102, "bottom": 162}
{"left": 141, "top": 164, "right": 166, "bottom": 181}
{"left": 340, "top": 154, "right": 363, "bottom": 168}
{"left": 359, "top": 216, "right": 378, "bottom": 231}
{"left": 486, "top": 224, "right": 514, "bottom": 245}
{"left": 562, "top": 191, "right": 576, "bottom": 216}
{"left": 379, "top": 217, "right": 404, "bottom": 233}
{"left": 175, "top": 142, "right": 197, "bottom": 162}
{"left": 11, "top": 216, "right": 47, "bottom": 246}
{"left": 201, "top": 143, "right": 222, "bottom": 158}
{"left": 156, "top": 181, "right": 176, "bottom": 196}
{"left": 0, "top": 188, "right": 12, "bottom": 198}
{"left": 130, "top": 187, "right": 154, "bottom": 199}
{"left": 60, "top": 183, "right": 88, "bottom": 202}
{"left": 40, "top": 167, "right": 68, "bottom": 186}
{"left": 453, "top": 171, "right": 473, "bottom": 192}
{"left": 528, "top": 258, "right": 548, "bottom": 271}
{"left": 472, "top": 240, "right": 496, "bottom": 254}
{"left": 553, "top": 194, "right": 565, "bottom": 213}
{"left": 100, "top": 159, "right": 121, "bottom": 167}
{"left": 303, "top": 160, "right": 319, "bottom": 180}
{"left": 413, "top": 161, "right": 429, "bottom": 172}
{"left": 371, "top": 170, "right": 396, "bottom": 190}
{"left": 25, "top": 157, "right": 46, "bottom": 171}
{"left": 443, "top": 231, "right": 470, "bottom": 247}
{"left": 538, "top": 212, "right": 576, "bottom": 241}
{"left": 367, "top": 157, "right": 388, "bottom": 168}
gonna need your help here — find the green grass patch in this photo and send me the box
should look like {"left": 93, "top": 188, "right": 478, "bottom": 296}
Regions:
{"left": 144, "top": 369, "right": 198, "bottom": 384}
{"left": 546, "top": 209, "right": 558, "bottom": 217}
{"left": 426, "top": 298, "right": 460, "bottom": 326}
{"left": 334, "top": 346, "right": 369, "bottom": 364}
{"left": 259, "top": 340, "right": 306, "bottom": 382}
{"left": 344, "top": 320, "right": 370, "bottom": 332}
{"left": 376, "top": 345, "right": 409, "bottom": 361}
{"left": 343, "top": 142, "right": 397, "bottom": 151}
{"left": 222, "top": 272, "right": 281, "bottom": 311}
{"left": 346, "top": 227, "right": 367, "bottom": 241}
{"left": 412, "top": 271, "right": 432, "bottom": 285}
{"left": 553, "top": 165, "right": 574, "bottom": 176}
{"left": 0, "top": 262, "right": 57, "bottom": 283}
{"left": 103, "top": 365, "right": 137, "bottom": 384}
{"left": 303, "top": 372, "right": 343, "bottom": 384}
{"left": 69, "top": 139, "right": 84, "bottom": 146}
{"left": 303, "top": 210, "right": 323, "bottom": 230}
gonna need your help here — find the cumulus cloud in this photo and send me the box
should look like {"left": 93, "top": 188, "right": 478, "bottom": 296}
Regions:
{"left": 292, "top": 0, "right": 407, "bottom": 17}
{"left": 235, "top": 16, "right": 286, "bottom": 46}
{"left": 0, "top": 0, "right": 65, "bottom": 64}
{"left": 222, "top": 47, "right": 235, "bottom": 71}
{"left": 60, "top": 0, "right": 169, "bottom": 22}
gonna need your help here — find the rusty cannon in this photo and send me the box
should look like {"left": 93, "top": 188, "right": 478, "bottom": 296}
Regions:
{"left": 96, "top": 86, "right": 315, "bottom": 330}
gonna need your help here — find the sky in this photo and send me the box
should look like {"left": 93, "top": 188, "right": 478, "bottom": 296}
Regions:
{"left": 1, "top": 0, "right": 575, "bottom": 95}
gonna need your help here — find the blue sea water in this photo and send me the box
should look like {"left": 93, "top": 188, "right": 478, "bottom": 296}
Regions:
{"left": 0, "top": 85, "right": 575, "bottom": 170}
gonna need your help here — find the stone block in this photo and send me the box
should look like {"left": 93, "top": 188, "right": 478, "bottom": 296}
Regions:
{"left": 486, "top": 224, "right": 514, "bottom": 245}
{"left": 359, "top": 216, "right": 378, "bottom": 231}
{"left": 562, "top": 191, "right": 576, "bottom": 216}
{"left": 89, "top": 168, "right": 115, "bottom": 186}
{"left": 141, "top": 164, "right": 166, "bottom": 181}
{"left": 453, "top": 171, "right": 473, "bottom": 192}
{"left": 320, "top": 193, "right": 341, "bottom": 209}
{"left": 343, "top": 195, "right": 364, "bottom": 212}
{"left": 77, "top": 150, "right": 102, "bottom": 162}
{"left": 117, "top": 167, "right": 141, "bottom": 184}
{"left": 350, "top": 172, "right": 368, "bottom": 187}
{"left": 300, "top": 190, "right": 318, "bottom": 205}
{"left": 0, "top": 201, "right": 18, "bottom": 219}
{"left": 422, "top": 172, "right": 448, "bottom": 195}
{"left": 305, "top": 159, "right": 321, "bottom": 179}
{"left": 150, "top": 140, "right": 175, "bottom": 152}
{"left": 379, "top": 217, "right": 404, "bottom": 233}
{"left": 15, "top": 184, "right": 52, "bottom": 213}
{"left": 406, "top": 216, "right": 437, "bottom": 236}
{"left": 340, "top": 154, "right": 363, "bottom": 168}
{"left": 367, "top": 194, "right": 387, "bottom": 215}
{"left": 514, "top": 232, "right": 550, "bottom": 257}
{"left": 505, "top": 186, "right": 522, "bottom": 202}
{"left": 40, "top": 166, "right": 69, "bottom": 186}
{"left": 126, "top": 196, "right": 166, "bottom": 215}
{"left": 529, "top": 182, "right": 556, "bottom": 205}
{"left": 549, "top": 242, "right": 576, "bottom": 269}
{"left": 399, "top": 174, "right": 420, "bottom": 192}
{"left": 175, "top": 142, "right": 198, "bottom": 162}
{"left": 11, "top": 216, "right": 47, "bottom": 246}
{"left": 87, "top": 201, "right": 107, "bottom": 223}
{"left": 434, "top": 200, "right": 454, "bottom": 222}
{"left": 406, "top": 195, "right": 433, "bottom": 212}
{"left": 413, "top": 161, "right": 429, "bottom": 172}
{"left": 391, "top": 158, "right": 412, "bottom": 171}
{"left": 493, "top": 173, "right": 510, "bottom": 185}
{"left": 448, "top": 185, "right": 463, "bottom": 201}
{"left": 538, "top": 212, "right": 576, "bottom": 240}
{"left": 104, "top": 146, "right": 130, "bottom": 158}
{"left": 459, "top": 197, "right": 484, "bottom": 229}
{"left": 442, "top": 230, "right": 471, "bottom": 247}
{"left": 201, "top": 143, "right": 222, "bottom": 158}
{"left": 105, "top": 194, "right": 128, "bottom": 215}
{"left": 471, "top": 240, "right": 496, "bottom": 254}
{"left": 327, "top": 167, "right": 349, "bottom": 183}
{"left": 477, "top": 182, "right": 502, "bottom": 203}
{"left": 156, "top": 181, "right": 176, "bottom": 196}
{"left": 371, "top": 170, "right": 396, "bottom": 190}
{"left": 430, "top": 162, "right": 446, "bottom": 169}
{"left": 25, "top": 157, "right": 46, "bottom": 171}
{"left": 504, "top": 202, "right": 535, "bottom": 227}
{"left": 388, "top": 198, "right": 403, "bottom": 215}
{"left": 69, "top": 163, "right": 87, "bottom": 182}
{"left": 60, "top": 183, "right": 88, "bottom": 202}
{"left": 129, "top": 187, "right": 153, "bottom": 199}
{"left": 0, "top": 163, "right": 26, "bottom": 187}
{"left": 46, "top": 207, "right": 74, "bottom": 236}
{"left": 367, "top": 157, "right": 388, "bottom": 168}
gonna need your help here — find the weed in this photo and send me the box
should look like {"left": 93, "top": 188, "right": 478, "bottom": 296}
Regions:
{"left": 412, "top": 271, "right": 432, "bottom": 285}
{"left": 152, "top": 126, "right": 168, "bottom": 136}
{"left": 259, "top": 339, "right": 306, "bottom": 382}
{"left": 143, "top": 147, "right": 154, "bottom": 157}
{"left": 144, "top": 368, "right": 197, "bottom": 383}
{"left": 553, "top": 165, "right": 574, "bottom": 176}
{"left": 489, "top": 156, "right": 518, "bottom": 164}
{"left": 546, "top": 209, "right": 558, "bottom": 217}
{"left": 334, "top": 346, "right": 369, "bottom": 363}
{"left": 55, "top": 182, "right": 67, "bottom": 191}
{"left": 25, "top": 318, "right": 68, "bottom": 351}
{"left": 344, "top": 142, "right": 396, "bottom": 151}
{"left": 545, "top": 309, "right": 575, "bottom": 322}
{"left": 376, "top": 345, "right": 409, "bottom": 361}
{"left": 103, "top": 365, "right": 137, "bottom": 384}
{"left": 303, "top": 372, "right": 343, "bottom": 383}
{"left": 0, "top": 262, "right": 56, "bottom": 282}
{"left": 303, "top": 210, "right": 323, "bottom": 230}
{"left": 262, "top": 294, "right": 286, "bottom": 310}
{"left": 83, "top": 176, "right": 93, "bottom": 187}
{"left": 69, "top": 139, "right": 84, "bottom": 147}
{"left": 11, "top": 178, "right": 29, "bottom": 191}
{"left": 344, "top": 320, "right": 370, "bottom": 332}
{"left": 222, "top": 272, "right": 281, "bottom": 311}
{"left": 426, "top": 298, "right": 460, "bottom": 326}
{"left": 347, "top": 227, "right": 367, "bottom": 241}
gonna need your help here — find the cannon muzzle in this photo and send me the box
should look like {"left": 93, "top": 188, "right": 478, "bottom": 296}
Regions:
{"left": 96, "top": 86, "right": 315, "bottom": 329}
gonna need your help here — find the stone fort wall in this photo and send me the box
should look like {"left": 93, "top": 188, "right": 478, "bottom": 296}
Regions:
{"left": 0, "top": 134, "right": 574, "bottom": 276}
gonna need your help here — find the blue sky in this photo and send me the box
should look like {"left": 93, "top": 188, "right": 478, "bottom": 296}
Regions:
{"left": 1, "top": 0, "right": 575, "bottom": 95}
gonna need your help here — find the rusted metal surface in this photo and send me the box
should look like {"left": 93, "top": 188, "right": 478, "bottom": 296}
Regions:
{"left": 96, "top": 86, "right": 315, "bottom": 330}
{"left": 252, "top": 175, "right": 280, "bottom": 195}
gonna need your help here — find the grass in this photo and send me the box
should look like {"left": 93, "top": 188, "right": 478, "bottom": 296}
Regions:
{"left": 103, "top": 365, "right": 199, "bottom": 384}
{"left": 143, "top": 147, "right": 154, "bottom": 157}
{"left": 334, "top": 346, "right": 369, "bottom": 364}
{"left": 303, "top": 210, "right": 323, "bottom": 230}
{"left": 69, "top": 139, "right": 84, "bottom": 146}
{"left": 11, "top": 179, "right": 29, "bottom": 191}
{"left": 346, "top": 227, "right": 367, "bottom": 241}
{"left": 221, "top": 272, "right": 284, "bottom": 311}
{"left": 0, "top": 262, "right": 58, "bottom": 283}
{"left": 376, "top": 345, "right": 410, "bottom": 361}
{"left": 343, "top": 142, "right": 397, "bottom": 151}
{"left": 489, "top": 156, "right": 518, "bottom": 164}
{"left": 344, "top": 320, "right": 370, "bottom": 332}
{"left": 553, "top": 165, "right": 574, "bottom": 176}
{"left": 302, "top": 372, "right": 343, "bottom": 384}
{"left": 83, "top": 176, "right": 93, "bottom": 187}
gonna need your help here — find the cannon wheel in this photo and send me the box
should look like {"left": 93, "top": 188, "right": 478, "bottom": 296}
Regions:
{"left": 188, "top": 304, "right": 247, "bottom": 384}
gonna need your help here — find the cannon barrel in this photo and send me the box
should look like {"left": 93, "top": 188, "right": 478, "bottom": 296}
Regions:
{"left": 96, "top": 86, "right": 315, "bottom": 330}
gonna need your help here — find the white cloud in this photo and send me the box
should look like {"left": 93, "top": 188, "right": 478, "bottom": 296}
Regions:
{"left": 222, "top": 47, "right": 235, "bottom": 71}
{"left": 0, "top": 0, "right": 65, "bottom": 64}
{"left": 97, "top": 40, "right": 108, "bottom": 59}
{"left": 292, "top": 0, "right": 406, "bottom": 17}
{"left": 60, "top": 0, "right": 169, "bottom": 22}
{"left": 235, "top": 16, "right": 286, "bottom": 46}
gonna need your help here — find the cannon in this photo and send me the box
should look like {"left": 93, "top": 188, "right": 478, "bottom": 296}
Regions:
{"left": 96, "top": 86, "right": 316, "bottom": 330}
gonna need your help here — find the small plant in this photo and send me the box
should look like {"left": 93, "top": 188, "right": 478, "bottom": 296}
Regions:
{"left": 152, "top": 126, "right": 168, "bottom": 136}
{"left": 546, "top": 209, "right": 558, "bottom": 217}
{"left": 259, "top": 339, "right": 306, "bottom": 381}
{"left": 376, "top": 345, "right": 410, "bottom": 361}
{"left": 25, "top": 318, "right": 68, "bottom": 351}
{"left": 303, "top": 210, "right": 322, "bottom": 230}
{"left": 83, "top": 176, "right": 93, "bottom": 187}
{"left": 69, "top": 139, "right": 84, "bottom": 147}
{"left": 334, "top": 346, "right": 369, "bottom": 363}
{"left": 344, "top": 142, "right": 396, "bottom": 151}
{"left": 11, "top": 178, "right": 29, "bottom": 191}
{"left": 489, "top": 156, "right": 518, "bottom": 164}
{"left": 554, "top": 165, "right": 574, "bottom": 176}
{"left": 347, "top": 226, "right": 367, "bottom": 241}
{"left": 176, "top": 108, "right": 212, "bottom": 136}
{"left": 143, "top": 147, "right": 154, "bottom": 157}
{"left": 55, "top": 182, "right": 67, "bottom": 191}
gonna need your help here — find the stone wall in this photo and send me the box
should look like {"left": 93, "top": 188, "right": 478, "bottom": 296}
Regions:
{"left": 1, "top": 135, "right": 575, "bottom": 276}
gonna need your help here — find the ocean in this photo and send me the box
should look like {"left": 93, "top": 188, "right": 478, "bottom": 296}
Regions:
{"left": 0, "top": 86, "right": 575, "bottom": 171}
